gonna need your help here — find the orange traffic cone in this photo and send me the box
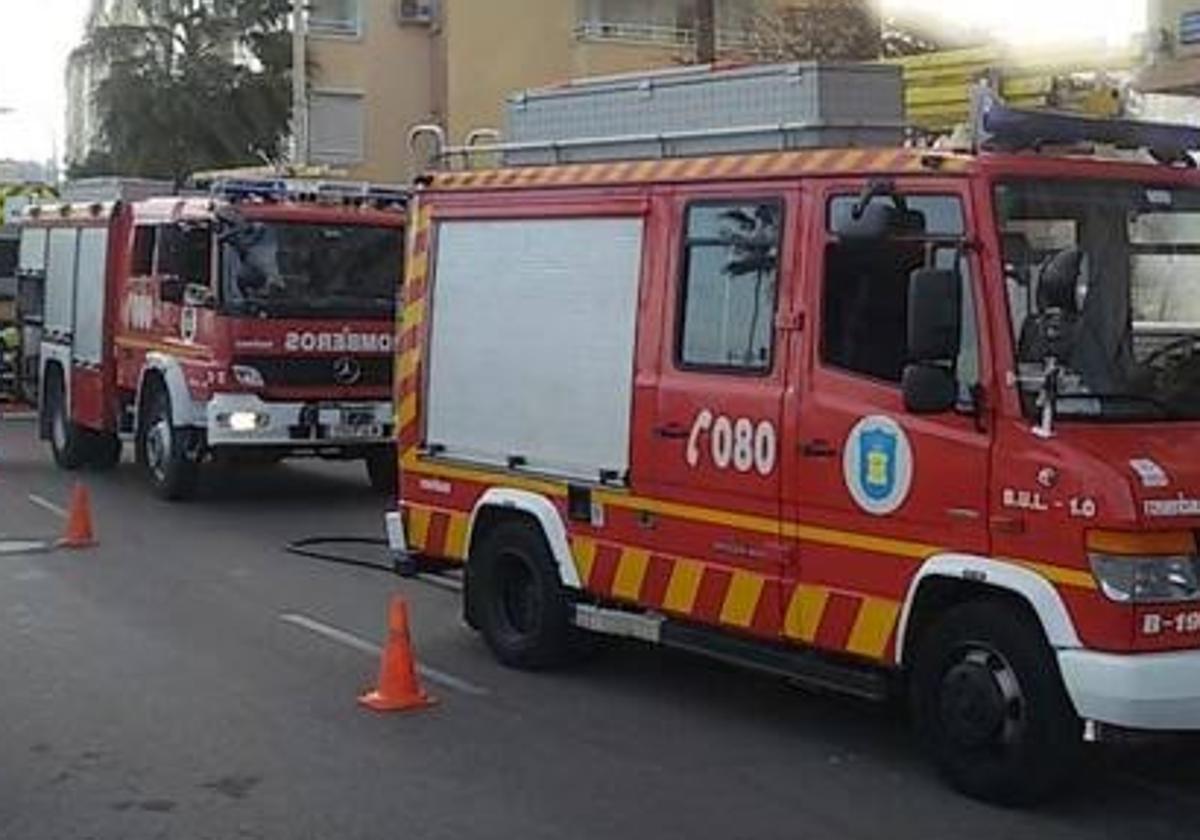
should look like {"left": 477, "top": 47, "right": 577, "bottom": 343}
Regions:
{"left": 58, "top": 483, "right": 96, "bottom": 549}
{"left": 359, "top": 596, "right": 435, "bottom": 712}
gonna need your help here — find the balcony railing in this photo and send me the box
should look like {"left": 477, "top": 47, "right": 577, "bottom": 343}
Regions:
{"left": 574, "top": 20, "right": 754, "bottom": 50}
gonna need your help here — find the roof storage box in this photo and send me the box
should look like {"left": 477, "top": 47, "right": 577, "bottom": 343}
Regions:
{"left": 503, "top": 62, "right": 905, "bottom": 165}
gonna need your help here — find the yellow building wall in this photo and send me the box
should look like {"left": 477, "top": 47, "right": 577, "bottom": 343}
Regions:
{"left": 307, "top": 3, "right": 436, "bottom": 182}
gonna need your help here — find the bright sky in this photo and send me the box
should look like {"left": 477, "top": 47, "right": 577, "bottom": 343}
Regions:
{"left": 0, "top": 0, "right": 1151, "bottom": 166}
{"left": 0, "top": 0, "right": 90, "bottom": 164}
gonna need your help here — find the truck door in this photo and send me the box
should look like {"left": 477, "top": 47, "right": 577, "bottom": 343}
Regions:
{"left": 634, "top": 188, "right": 798, "bottom": 639}
{"left": 785, "top": 181, "right": 991, "bottom": 662}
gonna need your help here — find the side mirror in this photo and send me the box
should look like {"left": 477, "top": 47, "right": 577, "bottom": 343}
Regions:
{"left": 160, "top": 276, "right": 185, "bottom": 304}
{"left": 904, "top": 267, "right": 962, "bottom": 414}
{"left": 1037, "top": 248, "right": 1085, "bottom": 313}
{"left": 903, "top": 364, "right": 958, "bottom": 414}
{"left": 908, "top": 267, "right": 962, "bottom": 361}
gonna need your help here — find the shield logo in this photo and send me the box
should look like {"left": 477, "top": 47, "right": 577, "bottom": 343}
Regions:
{"left": 858, "top": 425, "right": 897, "bottom": 502}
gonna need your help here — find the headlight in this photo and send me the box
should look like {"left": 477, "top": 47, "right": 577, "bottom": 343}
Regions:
{"left": 231, "top": 365, "right": 265, "bottom": 388}
{"left": 216, "top": 411, "right": 269, "bottom": 432}
{"left": 1090, "top": 554, "right": 1200, "bottom": 604}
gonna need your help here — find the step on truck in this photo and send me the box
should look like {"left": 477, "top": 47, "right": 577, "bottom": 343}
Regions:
{"left": 18, "top": 179, "right": 406, "bottom": 499}
{"left": 388, "top": 63, "right": 1200, "bottom": 804}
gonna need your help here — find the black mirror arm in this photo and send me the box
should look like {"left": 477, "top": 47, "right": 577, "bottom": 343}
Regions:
{"left": 850, "top": 178, "right": 897, "bottom": 220}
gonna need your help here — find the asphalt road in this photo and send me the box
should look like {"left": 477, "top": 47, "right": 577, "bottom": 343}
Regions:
{"left": 0, "top": 416, "right": 1198, "bottom": 840}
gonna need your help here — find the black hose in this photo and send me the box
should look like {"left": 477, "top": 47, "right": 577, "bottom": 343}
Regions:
{"left": 283, "top": 537, "right": 462, "bottom": 591}
{"left": 283, "top": 536, "right": 397, "bottom": 574}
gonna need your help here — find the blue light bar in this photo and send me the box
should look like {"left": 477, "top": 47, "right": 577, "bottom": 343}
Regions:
{"left": 207, "top": 177, "right": 408, "bottom": 208}
{"left": 973, "top": 84, "right": 1200, "bottom": 164}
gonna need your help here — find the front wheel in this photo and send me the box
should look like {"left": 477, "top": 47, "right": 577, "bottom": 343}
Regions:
{"left": 137, "top": 386, "right": 201, "bottom": 501}
{"left": 910, "top": 600, "right": 1083, "bottom": 805}
{"left": 47, "top": 373, "right": 89, "bottom": 470}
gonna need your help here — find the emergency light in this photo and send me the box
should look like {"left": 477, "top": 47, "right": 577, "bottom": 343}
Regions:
{"left": 973, "top": 83, "right": 1200, "bottom": 164}
{"left": 207, "top": 178, "right": 409, "bottom": 209}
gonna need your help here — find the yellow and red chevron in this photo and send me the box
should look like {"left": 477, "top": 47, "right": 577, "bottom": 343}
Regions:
{"left": 428, "top": 148, "right": 970, "bottom": 192}
{"left": 571, "top": 535, "right": 901, "bottom": 661}
{"left": 404, "top": 503, "right": 471, "bottom": 563}
{"left": 396, "top": 202, "right": 432, "bottom": 451}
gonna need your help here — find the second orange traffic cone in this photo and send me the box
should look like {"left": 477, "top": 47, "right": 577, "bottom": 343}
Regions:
{"left": 359, "top": 596, "right": 435, "bottom": 712}
{"left": 58, "top": 482, "right": 96, "bottom": 549}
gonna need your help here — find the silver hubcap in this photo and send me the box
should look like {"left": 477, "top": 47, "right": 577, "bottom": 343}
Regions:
{"left": 52, "top": 404, "right": 68, "bottom": 452}
{"left": 146, "top": 418, "right": 171, "bottom": 482}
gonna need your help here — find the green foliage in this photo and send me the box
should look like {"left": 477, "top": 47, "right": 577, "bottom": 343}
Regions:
{"left": 70, "top": 0, "right": 294, "bottom": 186}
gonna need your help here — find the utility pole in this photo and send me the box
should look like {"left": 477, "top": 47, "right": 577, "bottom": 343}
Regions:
{"left": 697, "top": 0, "right": 717, "bottom": 64}
{"left": 291, "top": 1, "right": 309, "bottom": 168}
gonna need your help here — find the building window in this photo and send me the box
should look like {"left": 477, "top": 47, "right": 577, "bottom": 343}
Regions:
{"left": 309, "top": 91, "right": 365, "bottom": 164}
{"left": 1181, "top": 10, "right": 1200, "bottom": 46}
{"left": 309, "top": 0, "right": 360, "bottom": 37}
{"left": 677, "top": 200, "right": 782, "bottom": 372}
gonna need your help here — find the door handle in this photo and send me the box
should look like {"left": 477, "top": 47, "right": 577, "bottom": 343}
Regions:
{"left": 801, "top": 439, "right": 837, "bottom": 458}
{"left": 654, "top": 423, "right": 689, "bottom": 440}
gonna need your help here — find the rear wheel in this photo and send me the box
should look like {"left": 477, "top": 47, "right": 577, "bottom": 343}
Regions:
{"left": 469, "top": 520, "right": 578, "bottom": 670}
{"left": 46, "top": 371, "right": 89, "bottom": 470}
{"left": 910, "top": 600, "right": 1082, "bottom": 805}
{"left": 137, "top": 384, "right": 201, "bottom": 501}
{"left": 365, "top": 447, "right": 397, "bottom": 494}
{"left": 88, "top": 433, "right": 122, "bottom": 470}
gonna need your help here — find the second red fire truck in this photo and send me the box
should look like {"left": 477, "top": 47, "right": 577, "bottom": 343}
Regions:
{"left": 17, "top": 179, "right": 406, "bottom": 499}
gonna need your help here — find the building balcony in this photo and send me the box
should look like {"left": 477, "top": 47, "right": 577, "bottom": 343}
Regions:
{"left": 574, "top": 20, "right": 753, "bottom": 51}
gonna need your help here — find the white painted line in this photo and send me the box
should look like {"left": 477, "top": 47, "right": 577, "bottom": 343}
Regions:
{"left": 0, "top": 411, "right": 38, "bottom": 422}
{"left": 415, "top": 571, "right": 464, "bottom": 594}
{"left": 0, "top": 540, "right": 51, "bottom": 555}
{"left": 279, "top": 612, "right": 489, "bottom": 697}
{"left": 27, "top": 494, "right": 68, "bottom": 519}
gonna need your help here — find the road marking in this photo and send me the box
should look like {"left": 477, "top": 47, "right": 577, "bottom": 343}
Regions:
{"left": 27, "top": 494, "right": 67, "bottom": 519}
{"left": 279, "top": 612, "right": 489, "bottom": 697}
{"left": 0, "top": 540, "right": 51, "bottom": 555}
{"left": 415, "top": 571, "right": 463, "bottom": 594}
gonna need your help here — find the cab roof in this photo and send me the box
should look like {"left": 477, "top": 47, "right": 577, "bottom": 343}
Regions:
{"left": 424, "top": 147, "right": 1200, "bottom": 192}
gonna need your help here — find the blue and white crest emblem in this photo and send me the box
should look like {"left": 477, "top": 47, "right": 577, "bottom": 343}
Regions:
{"left": 843, "top": 416, "right": 913, "bottom": 515}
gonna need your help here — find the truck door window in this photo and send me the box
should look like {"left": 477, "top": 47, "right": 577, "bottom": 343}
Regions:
{"left": 158, "top": 224, "right": 211, "bottom": 286}
{"left": 823, "top": 194, "right": 977, "bottom": 394}
{"left": 131, "top": 226, "right": 156, "bottom": 275}
{"left": 677, "top": 200, "right": 782, "bottom": 372}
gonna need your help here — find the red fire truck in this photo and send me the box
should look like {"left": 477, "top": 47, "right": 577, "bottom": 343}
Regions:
{"left": 18, "top": 179, "right": 406, "bottom": 499}
{"left": 389, "top": 71, "right": 1200, "bottom": 804}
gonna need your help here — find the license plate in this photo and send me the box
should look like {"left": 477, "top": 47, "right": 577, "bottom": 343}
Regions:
{"left": 334, "top": 422, "right": 382, "bottom": 439}
{"left": 335, "top": 408, "right": 381, "bottom": 439}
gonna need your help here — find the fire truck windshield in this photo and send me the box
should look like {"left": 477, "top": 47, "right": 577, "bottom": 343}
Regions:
{"left": 996, "top": 179, "right": 1200, "bottom": 422}
{"left": 219, "top": 220, "right": 401, "bottom": 318}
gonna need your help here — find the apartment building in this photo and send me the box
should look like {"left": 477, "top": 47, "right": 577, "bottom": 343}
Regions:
{"left": 64, "top": 0, "right": 143, "bottom": 165}
{"left": 303, "top": 0, "right": 776, "bottom": 182}
{"left": 1141, "top": 0, "right": 1200, "bottom": 93}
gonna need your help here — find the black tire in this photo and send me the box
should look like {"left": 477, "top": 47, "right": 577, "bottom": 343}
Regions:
{"left": 469, "top": 520, "right": 577, "bottom": 670}
{"left": 136, "top": 383, "right": 201, "bottom": 501}
{"left": 46, "top": 371, "right": 90, "bottom": 470}
{"left": 910, "top": 599, "right": 1083, "bottom": 805}
{"left": 365, "top": 447, "right": 398, "bottom": 494}
{"left": 88, "top": 433, "right": 123, "bottom": 470}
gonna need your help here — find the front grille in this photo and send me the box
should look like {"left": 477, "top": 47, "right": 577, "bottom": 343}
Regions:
{"left": 236, "top": 356, "right": 393, "bottom": 389}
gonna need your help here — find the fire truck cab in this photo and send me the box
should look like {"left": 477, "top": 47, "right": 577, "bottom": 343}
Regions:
{"left": 20, "top": 179, "right": 406, "bottom": 499}
{"left": 391, "top": 68, "right": 1200, "bottom": 804}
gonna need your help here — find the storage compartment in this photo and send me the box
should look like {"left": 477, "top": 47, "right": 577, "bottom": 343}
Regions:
{"left": 424, "top": 217, "right": 644, "bottom": 483}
